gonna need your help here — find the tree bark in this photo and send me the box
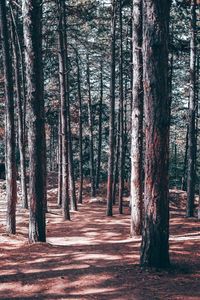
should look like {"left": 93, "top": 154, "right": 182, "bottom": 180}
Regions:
{"left": 76, "top": 50, "right": 83, "bottom": 204}
{"left": 198, "top": 185, "right": 200, "bottom": 219}
{"left": 86, "top": 51, "right": 96, "bottom": 197}
{"left": 9, "top": 3, "right": 27, "bottom": 145}
{"left": 118, "top": 0, "right": 124, "bottom": 215}
{"left": 0, "top": 0, "right": 17, "bottom": 235}
{"left": 65, "top": 34, "right": 77, "bottom": 212}
{"left": 181, "top": 127, "right": 188, "bottom": 191}
{"left": 22, "top": 0, "right": 46, "bottom": 242}
{"left": 112, "top": 110, "right": 120, "bottom": 205}
{"left": 10, "top": 4, "right": 28, "bottom": 210}
{"left": 96, "top": 59, "right": 104, "bottom": 190}
{"left": 56, "top": 0, "right": 70, "bottom": 220}
{"left": 130, "top": 0, "right": 143, "bottom": 236}
{"left": 186, "top": 0, "right": 197, "bottom": 217}
{"left": 57, "top": 108, "right": 62, "bottom": 206}
{"left": 107, "top": 0, "right": 116, "bottom": 216}
{"left": 67, "top": 115, "right": 77, "bottom": 210}
{"left": 140, "top": 0, "right": 171, "bottom": 268}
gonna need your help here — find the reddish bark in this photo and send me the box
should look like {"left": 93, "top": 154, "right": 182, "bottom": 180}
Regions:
{"left": 140, "top": 0, "right": 171, "bottom": 268}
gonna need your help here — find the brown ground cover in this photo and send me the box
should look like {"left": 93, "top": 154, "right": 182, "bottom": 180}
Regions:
{"left": 0, "top": 173, "right": 200, "bottom": 300}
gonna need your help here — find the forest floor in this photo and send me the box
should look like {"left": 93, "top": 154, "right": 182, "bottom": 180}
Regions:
{"left": 0, "top": 172, "right": 200, "bottom": 300}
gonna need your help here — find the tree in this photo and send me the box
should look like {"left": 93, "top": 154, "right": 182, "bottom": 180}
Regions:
{"left": 130, "top": 0, "right": 143, "bottom": 236}
{"left": 86, "top": 51, "right": 96, "bottom": 197}
{"left": 56, "top": 0, "right": 70, "bottom": 220}
{"left": 66, "top": 36, "right": 77, "bottom": 213}
{"left": 140, "top": 0, "right": 171, "bottom": 268}
{"left": 181, "top": 127, "right": 188, "bottom": 191}
{"left": 0, "top": 0, "right": 17, "bottom": 235}
{"left": 112, "top": 111, "right": 120, "bottom": 205}
{"left": 107, "top": 0, "right": 116, "bottom": 216}
{"left": 10, "top": 3, "right": 28, "bottom": 210}
{"left": 22, "top": 0, "right": 46, "bottom": 242}
{"left": 76, "top": 49, "right": 83, "bottom": 204}
{"left": 57, "top": 108, "right": 62, "bottom": 206}
{"left": 186, "top": 0, "right": 197, "bottom": 217}
{"left": 118, "top": 0, "right": 124, "bottom": 214}
{"left": 96, "top": 58, "right": 104, "bottom": 190}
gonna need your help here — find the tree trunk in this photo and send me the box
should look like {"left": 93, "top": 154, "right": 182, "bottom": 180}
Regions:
{"left": 9, "top": 3, "right": 27, "bottom": 146}
{"left": 186, "top": 0, "right": 197, "bottom": 217}
{"left": 112, "top": 110, "right": 120, "bottom": 205}
{"left": 0, "top": 0, "right": 17, "bottom": 235}
{"left": 174, "top": 133, "right": 177, "bottom": 188}
{"left": 67, "top": 106, "right": 77, "bottom": 211}
{"left": 86, "top": 51, "right": 96, "bottom": 197}
{"left": 181, "top": 127, "right": 188, "bottom": 191}
{"left": 63, "top": 17, "right": 77, "bottom": 211}
{"left": 56, "top": 0, "right": 70, "bottom": 220}
{"left": 130, "top": 0, "right": 143, "bottom": 236}
{"left": 76, "top": 50, "right": 83, "bottom": 204}
{"left": 96, "top": 59, "right": 103, "bottom": 190}
{"left": 198, "top": 183, "right": 200, "bottom": 219}
{"left": 107, "top": 0, "right": 116, "bottom": 216}
{"left": 57, "top": 108, "right": 62, "bottom": 206}
{"left": 118, "top": 0, "right": 124, "bottom": 215}
{"left": 140, "top": 0, "right": 171, "bottom": 268}
{"left": 49, "top": 128, "right": 53, "bottom": 171}
{"left": 65, "top": 40, "right": 77, "bottom": 212}
{"left": 196, "top": 56, "right": 200, "bottom": 220}
{"left": 22, "top": 0, "right": 46, "bottom": 242}
{"left": 10, "top": 5, "right": 28, "bottom": 210}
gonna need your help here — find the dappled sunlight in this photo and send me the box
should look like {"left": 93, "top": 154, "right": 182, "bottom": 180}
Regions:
{"left": 47, "top": 236, "right": 98, "bottom": 246}
{"left": 0, "top": 177, "right": 200, "bottom": 299}
{"left": 74, "top": 252, "right": 122, "bottom": 262}
{"left": 170, "top": 234, "right": 200, "bottom": 241}
{"left": 0, "top": 282, "right": 43, "bottom": 299}
{"left": 70, "top": 286, "right": 117, "bottom": 296}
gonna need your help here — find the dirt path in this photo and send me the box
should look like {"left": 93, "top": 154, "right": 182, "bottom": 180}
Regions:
{"left": 0, "top": 175, "right": 200, "bottom": 299}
